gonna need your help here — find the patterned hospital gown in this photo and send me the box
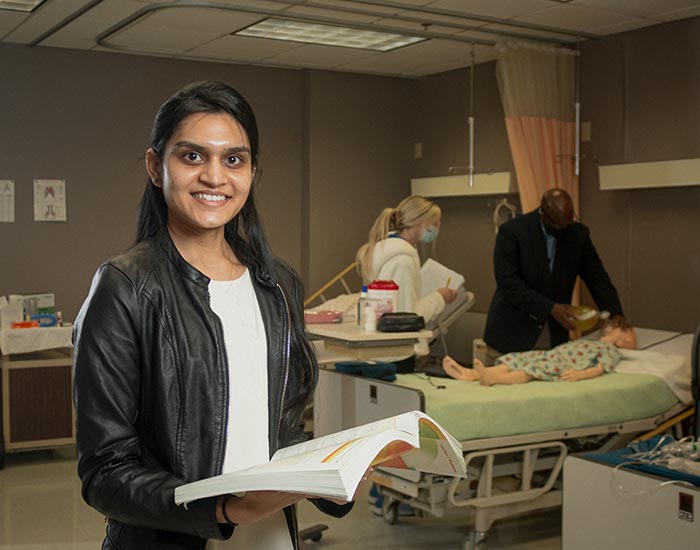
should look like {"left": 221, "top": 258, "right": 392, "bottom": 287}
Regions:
{"left": 498, "top": 340, "right": 621, "bottom": 381}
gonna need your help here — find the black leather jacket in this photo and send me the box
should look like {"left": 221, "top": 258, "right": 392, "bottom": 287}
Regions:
{"left": 73, "top": 232, "right": 349, "bottom": 549}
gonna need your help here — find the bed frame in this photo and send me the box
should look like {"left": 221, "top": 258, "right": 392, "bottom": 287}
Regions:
{"left": 314, "top": 368, "right": 690, "bottom": 549}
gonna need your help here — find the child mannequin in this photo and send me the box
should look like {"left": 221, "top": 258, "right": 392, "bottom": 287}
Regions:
{"left": 442, "top": 324, "right": 637, "bottom": 387}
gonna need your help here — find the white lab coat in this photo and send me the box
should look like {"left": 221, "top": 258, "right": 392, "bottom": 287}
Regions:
{"left": 369, "top": 237, "right": 446, "bottom": 324}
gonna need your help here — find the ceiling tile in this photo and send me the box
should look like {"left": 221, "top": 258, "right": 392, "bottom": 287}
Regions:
{"left": 186, "top": 34, "right": 302, "bottom": 62}
{"left": 292, "top": 0, "right": 403, "bottom": 16}
{"left": 588, "top": 16, "right": 659, "bottom": 36}
{"left": 516, "top": 5, "right": 637, "bottom": 33}
{"left": 574, "top": 0, "right": 700, "bottom": 18}
{"left": 3, "top": 0, "right": 89, "bottom": 44}
{"left": 79, "top": 0, "right": 165, "bottom": 21}
{"left": 108, "top": 24, "right": 222, "bottom": 54}
{"left": 429, "top": 0, "right": 555, "bottom": 20}
{"left": 478, "top": 22, "right": 580, "bottom": 43}
{"left": 283, "top": 5, "right": 382, "bottom": 23}
{"left": 655, "top": 4, "right": 700, "bottom": 21}
{"left": 338, "top": 38, "right": 480, "bottom": 77}
{"left": 134, "top": 6, "right": 263, "bottom": 34}
{"left": 0, "top": 9, "right": 27, "bottom": 36}
{"left": 268, "top": 41, "right": 378, "bottom": 66}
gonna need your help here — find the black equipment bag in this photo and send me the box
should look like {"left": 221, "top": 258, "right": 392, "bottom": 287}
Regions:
{"left": 377, "top": 312, "right": 425, "bottom": 332}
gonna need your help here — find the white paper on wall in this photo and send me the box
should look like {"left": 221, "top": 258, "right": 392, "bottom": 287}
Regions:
{"left": 34, "top": 179, "right": 67, "bottom": 221}
{"left": 0, "top": 180, "right": 14, "bottom": 223}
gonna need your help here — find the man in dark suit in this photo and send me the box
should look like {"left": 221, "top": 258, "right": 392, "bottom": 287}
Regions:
{"left": 484, "top": 188, "right": 624, "bottom": 355}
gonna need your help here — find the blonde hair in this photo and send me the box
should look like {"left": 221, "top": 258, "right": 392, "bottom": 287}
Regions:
{"left": 356, "top": 195, "right": 441, "bottom": 282}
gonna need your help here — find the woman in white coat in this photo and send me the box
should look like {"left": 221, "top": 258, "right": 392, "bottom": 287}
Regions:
{"left": 357, "top": 195, "right": 457, "bottom": 517}
{"left": 356, "top": 195, "right": 457, "bottom": 348}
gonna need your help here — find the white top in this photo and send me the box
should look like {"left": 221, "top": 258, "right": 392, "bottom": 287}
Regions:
{"left": 207, "top": 269, "right": 292, "bottom": 550}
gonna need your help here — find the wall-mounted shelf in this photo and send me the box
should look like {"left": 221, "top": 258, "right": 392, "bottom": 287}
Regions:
{"left": 410, "top": 172, "right": 513, "bottom": 197}
{"left": 599, "top": 158, "right": 700, "bottom": 190}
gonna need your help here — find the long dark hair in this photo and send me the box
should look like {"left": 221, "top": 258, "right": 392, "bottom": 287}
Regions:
{"left": 136, "top": 80, "right": 316, "bottom": 440}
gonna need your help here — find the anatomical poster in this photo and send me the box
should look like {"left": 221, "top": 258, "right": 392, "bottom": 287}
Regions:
{"left": 34, "top": 179, "right": 67, "bottom": 222}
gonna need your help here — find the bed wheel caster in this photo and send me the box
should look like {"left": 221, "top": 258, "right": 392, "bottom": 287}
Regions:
{"left": 382, "top": 498, "right": 399, "bottom": 524}
{"left": 463, "top": 530, "right": 486, "bottom": 550}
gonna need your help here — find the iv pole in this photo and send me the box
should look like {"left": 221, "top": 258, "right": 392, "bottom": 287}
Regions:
{"left": 574, "top": 44, "right": 581, "bottom": 176}
{"left": 468, "top": 43, "right": 475, "bottom": 187}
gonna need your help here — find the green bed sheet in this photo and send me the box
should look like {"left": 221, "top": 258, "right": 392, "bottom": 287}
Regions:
{"left": 394, "top": 372, "right": 680, "bottom": 442}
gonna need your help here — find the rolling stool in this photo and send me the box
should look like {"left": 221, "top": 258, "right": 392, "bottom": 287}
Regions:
{"left": 299, "top": 524, "right": 328, "bottom": 548}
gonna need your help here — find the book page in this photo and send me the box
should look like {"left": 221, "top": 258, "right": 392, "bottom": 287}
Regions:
{"left": 272, "top": 410, "right": 422, "bottom": 461}
{"left": 420, "top": 258, "right": 466, "bottom": 295}
{"left": 269, "top": 429, "right": 414, "bottom": 469}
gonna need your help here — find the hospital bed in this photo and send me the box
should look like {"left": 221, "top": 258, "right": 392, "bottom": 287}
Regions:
{"left": 313, "top": 328, "right": 694, "bottom": 549}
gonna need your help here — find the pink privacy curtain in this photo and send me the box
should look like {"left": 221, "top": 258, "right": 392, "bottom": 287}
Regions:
{"left": 496, "top": 42, "right": 578, "bottom": 213}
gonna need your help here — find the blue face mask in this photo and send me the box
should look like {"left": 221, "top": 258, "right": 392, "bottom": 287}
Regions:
{"left": 420, "top": 225, "right": 439, "bottom": 244}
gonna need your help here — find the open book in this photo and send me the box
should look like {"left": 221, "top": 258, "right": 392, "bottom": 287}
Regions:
{"left": 420, "top": 258, "right": 466, "bottom": 295}
{"left": 174, "top": 410, "right": 466, "bottom": 506}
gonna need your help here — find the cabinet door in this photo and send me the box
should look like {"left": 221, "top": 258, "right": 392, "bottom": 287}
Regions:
{"left": 3, "top": 365, "right": 74, "bottom": 446}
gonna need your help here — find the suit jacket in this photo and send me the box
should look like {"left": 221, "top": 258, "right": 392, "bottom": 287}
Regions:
{"left": 484, "top": 209, "right": 623, "bottom": 354}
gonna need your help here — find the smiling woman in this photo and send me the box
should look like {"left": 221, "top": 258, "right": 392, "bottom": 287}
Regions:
{"left": 71, "top": 81, "right": 354, "bottom": 550}
{"left": 145, "top": 112, "right": 255, "bottom": 279}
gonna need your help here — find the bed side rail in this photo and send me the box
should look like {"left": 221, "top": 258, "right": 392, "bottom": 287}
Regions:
{"left": 304, "top": 262, "right": 359, "bottom": 308}
{"left": 448, "top": 441, "right": 567, "bottom": 509}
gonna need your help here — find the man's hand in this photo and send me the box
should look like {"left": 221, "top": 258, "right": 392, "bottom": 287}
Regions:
{"left": 550, "top": 303, "right": 576, "bottom": 330}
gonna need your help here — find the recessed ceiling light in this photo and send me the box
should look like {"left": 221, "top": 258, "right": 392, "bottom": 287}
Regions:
{"left": 0, "top": 0, "right": 45, "bottom": 12}
{"left": 235, "top": 18, "right": 426, "bottom": 51}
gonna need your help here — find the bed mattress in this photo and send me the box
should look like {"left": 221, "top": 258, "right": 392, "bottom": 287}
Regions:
{"left": 395, "top": 372, "right": 680, "bottom": 442}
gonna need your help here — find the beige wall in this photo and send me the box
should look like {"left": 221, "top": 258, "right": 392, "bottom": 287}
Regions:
{"left": 304, "top": 70, "right": 414, "bottom": 293}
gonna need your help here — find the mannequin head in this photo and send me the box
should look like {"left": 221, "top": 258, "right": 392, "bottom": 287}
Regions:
{"left": 600, "top": 325, "right": 637, "bottom": 350}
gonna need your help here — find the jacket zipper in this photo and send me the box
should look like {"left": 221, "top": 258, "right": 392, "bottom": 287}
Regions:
{"left": 274, "top": 281, "right": 292, "bottom": 447}
{"left": 206, "top": 286, "right": 230, "bottom": 474}
{"left": 271, "top": 279, "right": 298, "bottom": 550}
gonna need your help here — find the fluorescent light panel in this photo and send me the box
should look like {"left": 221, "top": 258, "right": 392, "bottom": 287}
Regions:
{"left": 235, "top": 18, "right": 425, "bottom": 51}
{"left": 0, "top": 0, "right": 45, "bottom": 12}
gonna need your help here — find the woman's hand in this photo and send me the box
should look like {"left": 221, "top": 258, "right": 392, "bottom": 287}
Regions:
{"left": 218, "top": 491, "right": 310, "bottom": 525}
{"left": 437, "top": 287, "right": 458, "bottom": 304}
